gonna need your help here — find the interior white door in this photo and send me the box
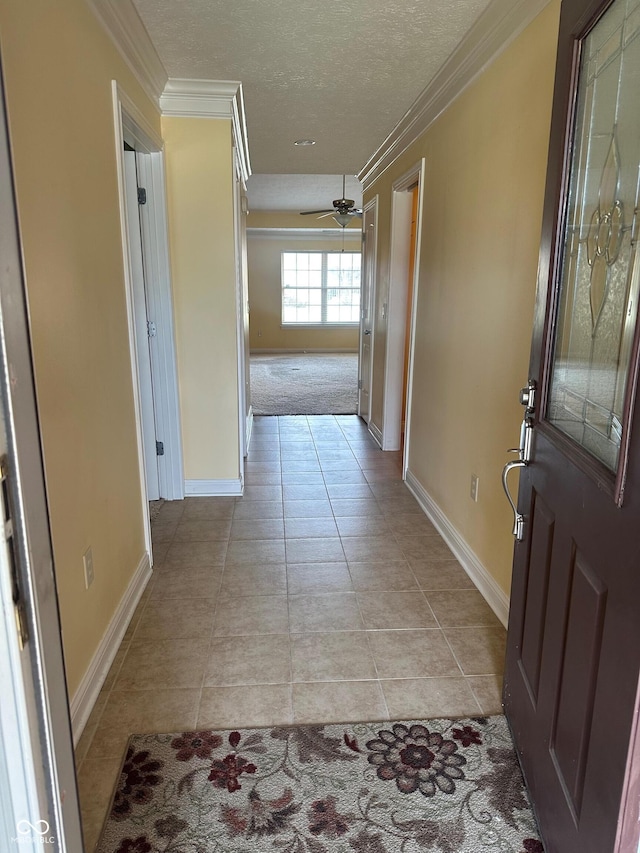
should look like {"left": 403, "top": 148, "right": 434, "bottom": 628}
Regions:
{"left": 124, "top": 149, "right": 160, "bottom": 502}
{"left": 358, "top": 198, "right": 377, "bottom": 422}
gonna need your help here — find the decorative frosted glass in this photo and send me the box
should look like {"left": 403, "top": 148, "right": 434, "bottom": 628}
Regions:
{"left": 547, "top": 0, "right": 640, "bottom": 472}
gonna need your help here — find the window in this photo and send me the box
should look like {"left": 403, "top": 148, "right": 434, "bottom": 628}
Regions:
{"left": 281, "top": 251, "right": 361, "bottom": 325}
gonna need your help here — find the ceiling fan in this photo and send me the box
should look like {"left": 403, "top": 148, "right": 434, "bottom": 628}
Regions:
{"left": 300, "top": 175, "right": 363, "bottom": 226}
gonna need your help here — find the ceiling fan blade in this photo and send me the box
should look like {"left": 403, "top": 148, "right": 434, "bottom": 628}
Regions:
{"left": 316, "top": 211, "right": 340, "bottom": 219}
{"left": 300, "top": 209, "right": 335, "bottom": 215}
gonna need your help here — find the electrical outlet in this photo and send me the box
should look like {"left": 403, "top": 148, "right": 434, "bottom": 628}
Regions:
{"left": 83, "top": 547, "right": 94, "bottom": 589}
{"left": 470, "top": 474, "right": 479, "bottom": 503}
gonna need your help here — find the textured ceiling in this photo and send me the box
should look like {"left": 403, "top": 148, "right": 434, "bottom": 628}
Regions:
{"left": 246, "top": 174, "right": 362, "bottom": 211}
{"left": 132, "top": 0, "right": 493, "bottom": 208}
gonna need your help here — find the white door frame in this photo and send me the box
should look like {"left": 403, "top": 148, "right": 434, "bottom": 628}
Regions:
{"left": 232, "top": 146, "right": 252, "bottom": 467}
{"left": 382, "top": 159, "right": 425, "bottom": 460}
{"left": 112, "top": 82, "right": 184, "bottom": 530}
{"left": 135, "top": 148, "right": 184, "bottom": 501}
{"left": 0, "top": 68, "right": 83, "bottom": 851}
{"left": 123, "top": 149, "right": 160, "bottom": 502}
{"left": 358, "top": 195, "right": 378, "bottom": 424}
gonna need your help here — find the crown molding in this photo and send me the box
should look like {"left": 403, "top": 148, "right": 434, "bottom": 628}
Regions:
{"left": 358, "top": 0, "right": 553, "bottom": 190}
{"left": 247, "top": 227, "right": 361, "bottom": 241}
{"left": 85, "top": 0, "right": 167, "bottom": 104}
{"left": 160, "top": 79, "right": 252, "bottom": 183}
{"left": 160, "top": 78, "right": 243, "bottom": 118}
{"left": 231, "top": 83, "right": 252, "bottom": 187}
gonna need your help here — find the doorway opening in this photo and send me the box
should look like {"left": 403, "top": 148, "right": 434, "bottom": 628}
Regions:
{"left": 247, "top": 235, "right": 362, "bottom": 417}
{"left": 112, "top": 83, "right": 184, "bottom": 539}
{"left": 358, "top": 196, "right": 378, "bottom": 425}
{"left": 374, "top": 160, "right": 424, "bottom": 465}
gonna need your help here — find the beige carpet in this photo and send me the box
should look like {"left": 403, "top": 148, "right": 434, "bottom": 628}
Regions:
{"left": 250, "top": 353, "right": 358, "bottom": 415}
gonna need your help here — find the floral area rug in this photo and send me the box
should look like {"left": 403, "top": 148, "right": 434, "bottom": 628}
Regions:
{"left": 96, "top": 716, "right": 543, "bottom": 853}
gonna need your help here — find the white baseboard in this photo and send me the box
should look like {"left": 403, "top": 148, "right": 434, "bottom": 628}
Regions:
{"left": 70, "top": 551, "right": 152, "bottom": 744}
{"left": 405, "top": 469, "right": 510, "bottom": 627}
{"left": 250, "top": 348, "right": 359, "bottom": 354}
{"left": 185, "top": 478, "right": 243, "bottom": 496}
{"left": 369, "top": 421, "right": 383, "bottom": 448}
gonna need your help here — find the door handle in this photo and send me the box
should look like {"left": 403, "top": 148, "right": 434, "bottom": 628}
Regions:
{"left": 364, "top": 329, "right": 371, "bottom": 335}
{"left": 502, "top": 459, "right": 526, "bottom": 540}
{"left": 502, "top": 379, "right": 537, "bottom": 541}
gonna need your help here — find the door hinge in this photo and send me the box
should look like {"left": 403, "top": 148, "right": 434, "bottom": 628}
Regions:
{"left": 156, "top": 441, "right": 164, "bottom": 456}
{"left": 358, "top": 379, "right": 363, "bottom": 390}
{"left": 0, "top": 455, "right": 28, "bottom": 649}
{"left": 147, "top": 321, "right": 157, "bottom": 338}
{"left": 137, "top": 187, "right": 147, "bottom": 205}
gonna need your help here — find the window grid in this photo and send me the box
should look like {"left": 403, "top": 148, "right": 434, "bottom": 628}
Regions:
{"left": 282, "top": 251, "right": 361, "bottom": 325}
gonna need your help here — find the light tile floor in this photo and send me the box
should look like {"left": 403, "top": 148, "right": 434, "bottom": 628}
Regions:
{"left": 75, "top": 415, "right": 506, "bottom": 849}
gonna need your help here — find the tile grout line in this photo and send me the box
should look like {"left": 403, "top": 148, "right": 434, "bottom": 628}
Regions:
{"left": 278, "top": 417, "right": 296, "bottom": 725}
{"left": 409, "top": 576, "right": 485, "bottom": 715}
{"left": 127, "top": 418, "right": 499, "bottom": 746}
{"left": 195, "top": 503, "right": 237, "bottom": 729}
{"left": 344, "top": 419, "right": 389, "bottom": 721}
{"left": 83, "top": 416, "right": 506, "bottom": 848}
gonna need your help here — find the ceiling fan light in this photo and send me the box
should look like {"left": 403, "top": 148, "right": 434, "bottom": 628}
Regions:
{"left": 333, "top": 213, "right": 352, "bottom": 228}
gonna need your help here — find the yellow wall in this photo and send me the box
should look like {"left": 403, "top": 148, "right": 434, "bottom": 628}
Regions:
{"left": 365, "top": 0, "right": 561, "bottom": 597}
{"left": 0, "top": 0, "right": 161, "bottom": 695}
{"left": 246, "top": 215, "right": 360, "bottom": 351}
{"left": 0, "top": 0, "right": 561, "bottom": 698}
{"left": 162, "top": 117, "right": 240, "bottom": 482}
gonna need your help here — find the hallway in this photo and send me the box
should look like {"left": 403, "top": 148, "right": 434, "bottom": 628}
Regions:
{"left": 75, "top": 415, "right": 506, "bottom": 849}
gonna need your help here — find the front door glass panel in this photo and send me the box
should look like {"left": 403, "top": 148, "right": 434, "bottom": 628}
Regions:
{"left": 547, "top": 0, "right": 640, "bottom": 472}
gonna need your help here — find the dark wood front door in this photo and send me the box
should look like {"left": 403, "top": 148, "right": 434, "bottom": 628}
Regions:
{"left": 503, "top": 1, "right": 640, "bottom": 851}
